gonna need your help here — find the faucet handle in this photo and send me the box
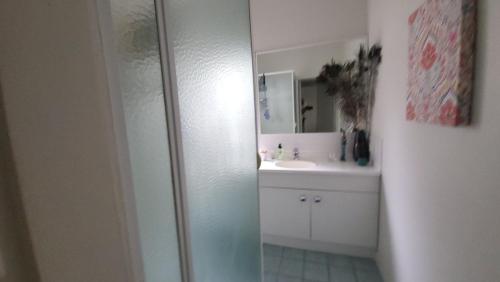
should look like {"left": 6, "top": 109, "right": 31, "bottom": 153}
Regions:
{"left": 293, "top": 147, "right": 300, "bottom": 160}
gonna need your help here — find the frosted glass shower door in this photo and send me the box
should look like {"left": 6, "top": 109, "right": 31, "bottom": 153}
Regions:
{"left": 107, "top": 0, "right": 260, "bottom": 280}
{"left": 161, "top": 0, "right": 261, "bottom": 281}
{"left": 109, "top": 0, "right": 182, "bottom": 281}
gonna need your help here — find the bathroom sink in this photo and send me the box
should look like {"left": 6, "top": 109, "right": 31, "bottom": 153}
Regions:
{"left": 275, "top": 160, "right": 317, "bottom": 169}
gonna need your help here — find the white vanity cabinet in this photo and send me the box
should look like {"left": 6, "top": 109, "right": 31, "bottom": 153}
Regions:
{"left": 310, "top": 190, "right": 379, "bottom": 248}
{"left": 259, "top": 167, "right": 380, "bottom": 257}
{"left": 260, "top": 188, "right": 310, "bottom": 240}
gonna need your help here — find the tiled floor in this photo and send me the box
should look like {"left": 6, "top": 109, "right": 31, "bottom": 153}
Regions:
{"left": 263, "top": 244, "right": 384, "bottom": 282}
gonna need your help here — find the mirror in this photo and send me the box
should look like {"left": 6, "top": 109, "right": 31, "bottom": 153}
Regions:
{"left": 257, "top": 38, "right": 367, "bottom": 134}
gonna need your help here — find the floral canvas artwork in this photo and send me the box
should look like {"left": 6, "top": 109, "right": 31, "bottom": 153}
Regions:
{"left": 407, "top": 0, "right": 477, "bottom": 126}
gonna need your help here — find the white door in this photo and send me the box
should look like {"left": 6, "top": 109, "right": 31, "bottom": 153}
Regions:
{"left": 260, "top": 188, "right": 310, "bottom": 239}
{"left": 311, "top": 191, "right": 378, "bottom": 248}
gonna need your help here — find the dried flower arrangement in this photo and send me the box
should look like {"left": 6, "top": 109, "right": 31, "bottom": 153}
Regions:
{"left": 316, "top": 44, "right": 382, "bottom": 132}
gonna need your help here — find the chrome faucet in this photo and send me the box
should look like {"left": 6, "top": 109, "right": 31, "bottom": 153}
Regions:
{"left": 293, "top": 147, "right": 300, "bottom": 160}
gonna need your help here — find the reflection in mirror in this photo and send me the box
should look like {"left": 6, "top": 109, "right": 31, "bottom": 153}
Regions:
{"left": 257, "top": 38, "right": 366, "bottom": 134}
{"left": 298, "top": 79, "right": 340, "bottom": 133}
{"left": 258, "top": 71, "right": 295, "bottom": 134}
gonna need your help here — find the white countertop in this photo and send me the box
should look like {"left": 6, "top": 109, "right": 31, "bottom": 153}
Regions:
{"left": 259, "top": 160, "right": 381, "bottom": 177}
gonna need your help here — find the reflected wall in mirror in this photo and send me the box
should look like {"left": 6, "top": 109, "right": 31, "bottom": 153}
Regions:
{"left": 257, "top": 38, "right": 366, "bottom": 134}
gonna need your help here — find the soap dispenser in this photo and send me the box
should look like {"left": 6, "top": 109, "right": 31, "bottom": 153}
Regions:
{"left": 276, "top": 143, "right": 285, "bottom": 160}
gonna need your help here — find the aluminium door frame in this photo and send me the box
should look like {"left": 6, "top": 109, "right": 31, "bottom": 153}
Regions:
{"left": 153, "top": 0, "right": 194, "bottom": 281}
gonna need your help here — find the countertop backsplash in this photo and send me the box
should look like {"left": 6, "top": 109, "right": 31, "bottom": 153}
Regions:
{"left": 258, "top": 133, "right": 381, "bottom": 169}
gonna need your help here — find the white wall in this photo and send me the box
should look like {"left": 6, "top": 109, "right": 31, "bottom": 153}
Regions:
{"left": 250, "top": 0, "right": 367, "bottom": 52}
{"left": 0, "top": 1, "right": 135, "bottom": 281}
{"left": 369, "top": 1, "right": 500, "bottom": 282}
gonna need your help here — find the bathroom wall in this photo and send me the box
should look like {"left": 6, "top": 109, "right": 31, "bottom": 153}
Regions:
{"left": 368, "top": 1, "right": 500, "bottom": 281}
{"left": 251, "top": 0, "right": 369, "bottom": 162}
{"left": 0, "top": 1, "right": 135, "bottom": 281}
{"left": 257, "top": 38, "right": 366, "bottom": 79}
{"left": 0, "top": 92, "right": 39, "bottom": 282}
{"left": 250, "top": 0, "right": 367, "bottom": 52}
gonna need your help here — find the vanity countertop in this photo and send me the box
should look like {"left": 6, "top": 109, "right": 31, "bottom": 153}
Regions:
{"left": 259, "top": 160, "right": 381, "bottom": 177}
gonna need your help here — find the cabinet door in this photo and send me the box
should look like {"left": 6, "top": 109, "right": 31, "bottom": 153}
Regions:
{"left": 311, "top": 191, "right": 378, "bottom": 248}
{"left": 260, "top": 188, "right": 310, "bottom": 239}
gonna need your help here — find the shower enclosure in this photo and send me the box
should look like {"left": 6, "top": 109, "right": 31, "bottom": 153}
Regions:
{"left": 102, "top": 0, "right": 261, "bottom": 281}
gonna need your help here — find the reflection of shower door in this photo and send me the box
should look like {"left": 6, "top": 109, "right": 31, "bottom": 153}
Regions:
{"left": 107, "top": 0, "right": 261, "bottom": 281}
{"left": 259, "top": 71, "right": 296, "bottom": 134}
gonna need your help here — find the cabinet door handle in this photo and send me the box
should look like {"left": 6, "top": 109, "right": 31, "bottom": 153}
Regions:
{"left": 299, "top": 195, "right": 307, "bottom": 202}
{"left": 313, "top": 196, "right": 322, "bottom": 203}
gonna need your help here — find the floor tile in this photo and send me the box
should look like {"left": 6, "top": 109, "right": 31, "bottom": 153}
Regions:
{"left": 304, "top": 262, "right": 329, "bottom": 282}
{"left": 328, "top": 254, "right": 353, "bottom": 270}
{"left": 262, "top": 244, "right": 384, "bottom": 282}
{"left": 264, "top": 271, "right": 278, "bottom": 282}
{"left": 283, "top": 247, "right": 305, "bottom": 260}
{"left": 353, "top": 258, "right": 378, "bottom": 273}
{"left": 279, "top": 258, "right": 304, "bottom": 278}
{"left": 329, "top": 267, "right": 357, "bottom": 282}
{"left": 277, "top": 275, "right": 302, "bottom": 282}
{"left": 305, "top": 251, "right": 328, "bottom": 264}
{"left": 356, "top": 270, "right": 384, "bottom": 282}
{"left": 264, "top": 256, "right": 282, "bottom": 274}
{"left": 264, "top": 244, "right": 284, "bottom": 258}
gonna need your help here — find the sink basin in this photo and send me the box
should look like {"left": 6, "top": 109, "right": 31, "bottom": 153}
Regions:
{"left": 275, "top": 160, "right": 317, "bottom": 169}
